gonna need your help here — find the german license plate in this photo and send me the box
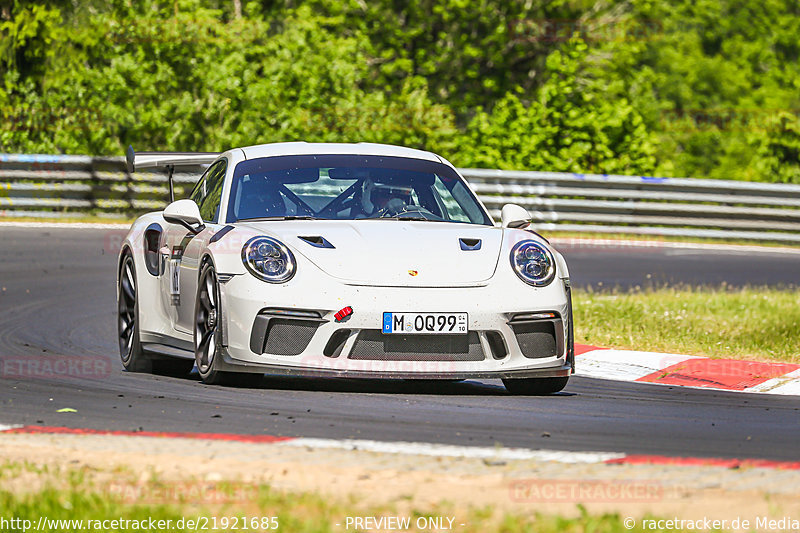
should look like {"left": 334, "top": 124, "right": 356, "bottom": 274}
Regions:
{"left": 382, "top": 312, "right": 468, "bottom": 335}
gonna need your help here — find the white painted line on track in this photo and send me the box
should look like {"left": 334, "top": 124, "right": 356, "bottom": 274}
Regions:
{"left": 0, "top": 222, "right": 131, "bottom": 229}
{"left": 0, "top": 423, "right": 624, "bottom": 463}
{"left": 280, "top": 437, "right": 625, "bottom": 464}
{"left": 550, "top": 237, "right": 800, "bottom": 256}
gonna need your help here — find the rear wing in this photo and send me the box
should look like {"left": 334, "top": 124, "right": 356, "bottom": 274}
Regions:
{"left": 126, "top": 145, "right": 220, "bottom": 202}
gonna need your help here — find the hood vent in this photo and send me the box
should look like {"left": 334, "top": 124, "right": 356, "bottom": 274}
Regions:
{"left": 459, "top": 238, "right": 481, "bottom": 251}
{"left": 298, "top": 235, "right": 335, "bottom": 249}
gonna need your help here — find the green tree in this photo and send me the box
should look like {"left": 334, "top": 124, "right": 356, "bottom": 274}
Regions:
{"left": 455, "top": 38, "right": 656, "bottom": 175}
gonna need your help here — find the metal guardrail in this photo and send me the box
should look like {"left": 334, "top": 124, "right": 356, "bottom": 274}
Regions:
{"left": 465, "top": 168, "right": 800, "bottom": 243}
{"left": 2, "top": 154, "right": 800, "bottom": 243}
{"left": 0, "top": 154, "right": 202, "bottom": 219}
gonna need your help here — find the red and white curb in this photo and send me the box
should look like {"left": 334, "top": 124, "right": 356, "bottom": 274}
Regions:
{"left": 575, "top": 345, "right": 800, "bottom": 395}
{"left": 2, "top": 424, "right": 799, "bottom": 470}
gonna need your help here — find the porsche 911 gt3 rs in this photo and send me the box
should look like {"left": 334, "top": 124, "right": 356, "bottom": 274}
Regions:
{"left": 117, "top": 142, "right": 574, "bottom": 394}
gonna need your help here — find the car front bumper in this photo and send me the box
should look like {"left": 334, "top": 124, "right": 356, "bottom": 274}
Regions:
{"left": 215, "top": 267, "right": 573, "bottom": 379}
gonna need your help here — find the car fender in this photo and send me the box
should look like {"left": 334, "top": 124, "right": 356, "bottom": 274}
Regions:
{"left": 553, "top": 249, "right": 570, "bottom": 280}
{"left": 118, "top": 212, "right": 174, "bottom": 339}
{"left": 203, "top": 226, "right": 255, "bottom": 275}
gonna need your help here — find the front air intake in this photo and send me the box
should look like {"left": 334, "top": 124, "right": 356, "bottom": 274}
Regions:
{"left": 263, "top": 319, "right": 320, "bottom": 356}
{"left": 250, "top": 308, "right": 324, "bottom": 355}
{"left": 349, "top": 331, "right": 485, "bottom": 361}
{"left": 508, "top": 314, "right": 564, "bottom": 359}
{"left": 323, "top": 329, "right": 351, "bottom": 358}
{"left": 511, "top": 322, "right": 558, "bottom": 359}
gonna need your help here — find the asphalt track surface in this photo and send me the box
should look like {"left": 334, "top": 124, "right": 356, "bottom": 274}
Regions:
{"left": 1, "top": 227, "right": 799, "bottom": 460}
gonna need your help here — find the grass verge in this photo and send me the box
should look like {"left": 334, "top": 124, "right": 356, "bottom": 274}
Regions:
{"left": 574, "top": 287, "right": 800, "bottom": 362}
{"left": 0, "top": 463, "right": 671, "bottom": 533}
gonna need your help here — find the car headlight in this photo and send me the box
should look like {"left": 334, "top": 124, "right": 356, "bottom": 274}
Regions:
{"left": 510, "top": 240, "right": 556, "bottom": 286}
{"left": 242, "top": 236, "right": 296, "bottom": 283}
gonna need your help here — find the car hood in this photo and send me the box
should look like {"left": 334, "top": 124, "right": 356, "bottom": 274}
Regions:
{"left": 238, "top": 219, "right": 503, "bottom": 287}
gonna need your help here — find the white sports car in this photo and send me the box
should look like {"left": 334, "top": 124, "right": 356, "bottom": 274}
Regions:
{"left": 117, "top": 142, "right": 574, "bottom": 394}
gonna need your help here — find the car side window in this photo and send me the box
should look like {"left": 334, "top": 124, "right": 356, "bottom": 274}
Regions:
{"left": 196, "top": 160, "right": 227, "bottom": 223}
{"left": 189, "top": 168, "right": 210, "bottom": 206}
{"left": 432, "top": 176, "right": 471, "bottom": 222}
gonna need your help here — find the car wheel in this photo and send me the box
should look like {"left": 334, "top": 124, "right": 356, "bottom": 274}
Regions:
{"left": 194, "top": 263, "right": 262, "bottom": 387}
{"left": 118, "top": 253, "right": 151, "bottom": 372}
{"left": 195, "top": 262, "right": 227, "bottom": 384}
{"left": 502, "top": 377, "right": 569, "bottom": 395}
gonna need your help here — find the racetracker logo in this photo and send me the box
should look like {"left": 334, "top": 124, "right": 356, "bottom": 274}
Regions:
{"left": 105, "top": 481, "right": 258, "bottom": 504}
{"left": 104, "top": 230, "right": 129, "bottom": 255}
{"left": 509, "top": 479, "right": 664, "bottom": 503}
{"left": 295, "top": 352, "right": 461, "bottom": 376}
{"left": 0, "top": 355, "right": 112, "bottom": 380}
{"left": 105, "top": 230, "right": 253, "bottom": 257}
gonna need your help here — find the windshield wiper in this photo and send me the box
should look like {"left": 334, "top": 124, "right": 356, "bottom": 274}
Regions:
{"left": 240, "top": 215, "right": 320, "bottom": 221}
{"left": 372, "top": 215, "right": 445, "bottom": 222}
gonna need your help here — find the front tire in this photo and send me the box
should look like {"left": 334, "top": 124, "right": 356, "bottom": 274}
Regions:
{"left": 502, "top": 377, "right": 569, "bottom": 395}
{"left": 118, "top": 253, "right": 151, "bottom": 372}
{"left": 195, "top": 262, "right": 226, "bottom": 384}
{"left": 194, "top": 263, "right": 262, "bottom": 387}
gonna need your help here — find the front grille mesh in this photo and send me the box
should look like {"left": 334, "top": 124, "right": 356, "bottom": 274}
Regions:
{"left": 512, "top": 321, "right": 558, "bottom": 359}
{"left": 263, "top": 319, "right": 319, "bottom": 356}
{"left": 349, "top": 330, "right": 484, "bottom": 361}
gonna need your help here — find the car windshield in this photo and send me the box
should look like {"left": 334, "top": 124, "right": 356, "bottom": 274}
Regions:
{"left": 227, "top": 154, "right": 493, "bottom": 225}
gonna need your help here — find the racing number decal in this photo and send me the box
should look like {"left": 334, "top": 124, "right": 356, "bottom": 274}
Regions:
{"left": 169, "top": 246, "right": 183, "bottom": 306}
{"left": 168, "top": 233, "right": 199, "bottom": 307}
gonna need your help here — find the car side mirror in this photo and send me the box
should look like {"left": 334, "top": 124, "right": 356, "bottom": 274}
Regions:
{"left": 163, "top": 199, "right": 205, "bottom": 234}
{"left": 501, "top": 203, "right": 531, "bottom": 229}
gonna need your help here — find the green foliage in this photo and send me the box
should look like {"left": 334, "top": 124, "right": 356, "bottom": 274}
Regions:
{"left": 457, "top": 38, "right": 657, "bottom": 174}
{"left": 1, "top": 4, "right": 456, "bottom": 155}
{"left": 1, "top": 0, "right": 799, "bottom": 182}
{"left": 256, "top": 0, "right": 594, "bottom": 113}
{"left": 596, "top": 0, "right": 800, "bottom": 181}
{"left": 751, "top": 111, "right": 800, "bottom": 183}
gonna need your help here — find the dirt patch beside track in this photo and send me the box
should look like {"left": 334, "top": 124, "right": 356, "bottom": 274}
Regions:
{"left": 2, "top": 432, "right": 799, "bottom": 523}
